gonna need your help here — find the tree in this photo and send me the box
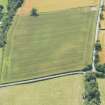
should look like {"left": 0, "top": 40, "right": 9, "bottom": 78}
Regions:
{"left": 0, "top": 33, "right": 6, "bottom": 47}
{"left": 96, "top": 64, "right": 105, "bottom": 73}
{"left": 83, "top": 64, "right": 92, "bottom": 71}
{"left": 0, "top": 5, "right": 4, "bottom": 12}
{"left": 102, "top": 5, "right": 105, "bottom": 11}
{"left": 31, "top": 8, "right": 38, "bottom": 16}
{"left": 84, "top": 73, "right": 100, "bottom": 105}
{"left": 17, "top": 0, "right": 24, "bottom": 7}
{"left": 100, "top": 12, "right": 104, "bottom": 20}
{"left": 85, "top": 73, "right": 96, "bottom": 82}
{"left": 94, "top": 51, "right": 99, "bottom": 63}
{"left": 99, "top": 22, "right": 101, "bottom": 29}
{"left": 95, "top": 41, "right": 102, "bottom": 51}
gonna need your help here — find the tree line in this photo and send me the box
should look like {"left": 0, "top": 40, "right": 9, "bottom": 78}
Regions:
{"left": 94, "top": 4, "right": 105, "bottom": 78}
{"left": 83, "top": 73, "right": 101, "bottom": 105}
{"left": 0, "top": 0, "right": 24, "bottom": 47}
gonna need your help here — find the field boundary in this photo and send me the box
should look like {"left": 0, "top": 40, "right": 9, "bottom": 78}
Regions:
{"left": 18, "top": 5, "right": 98, "bottom": 16}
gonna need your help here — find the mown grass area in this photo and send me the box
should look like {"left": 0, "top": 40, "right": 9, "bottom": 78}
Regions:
{"left": 0, "top": 75, "right": 84, "bottom": 105}
{"left": 98, "top": 79, "right": 105, "bottom": 105}
{"left": 1, "top": 7, "right": 97, "bottom": 82}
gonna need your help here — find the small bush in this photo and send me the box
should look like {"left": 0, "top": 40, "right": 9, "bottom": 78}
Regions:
{"left": 82, "top": 65, "right": 92, "bottom": 72}
{"left": 96, "top": 64, "right": 105, "bottom": 73}
{"left": 85, "top": 73, "right": 96, "bottom": 82}
{"left": 94, "top": 51, "right": 99, "bottom": 64}
{"left": 101, "top": 5, "right": 105, "bottom": 11}
{"left": 0, "top": 5, "right": 4, "bottom": 12}
{"left": 100, "top": 12, "right": 104, "bottom": 20}
{"left": 31, "top": 8, "right": 39, "bottom": 16}
{"left": 95, "top": 41, "right": 102, "bottom": 51}
{"left": 96, "top": 72, "right": 105, "bottom": 78}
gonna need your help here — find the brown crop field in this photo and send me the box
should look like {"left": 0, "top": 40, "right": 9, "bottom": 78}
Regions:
{"left": 99, "top": 12, "right": 105, "bottom": 64}
{"left": 99, "top": 31, "right": 105, "bottom": 63}
{"left": 17, "top": 0, "right": 99, "bottom": 16}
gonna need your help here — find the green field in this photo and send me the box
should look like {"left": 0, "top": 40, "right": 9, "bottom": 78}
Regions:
{"left": 98, "top": 79, "right": 105, "bottom": 105}
{"left": 0, "top": 0, "right": 7, "bottom": 6}
{"left": 0, "top": 75, "right": 84, "bottom": 105}
{"left": 1, "top": 7, "right": 97, "bottom": 82}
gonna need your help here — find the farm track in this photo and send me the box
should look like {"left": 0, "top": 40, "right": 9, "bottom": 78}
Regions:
{"left": 92, "top": 0, "right": 104, "bottom": 72}
{"left": 0, "top": 70, "right": 86, "bottom": 88}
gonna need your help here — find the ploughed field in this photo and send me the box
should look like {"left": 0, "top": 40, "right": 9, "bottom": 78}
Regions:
{"left": 1, "top": 7, "right": 97, "bottom": 83}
